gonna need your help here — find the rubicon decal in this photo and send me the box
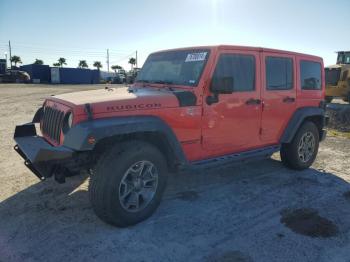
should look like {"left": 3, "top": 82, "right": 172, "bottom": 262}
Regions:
{"left": 107, "top": 103, "right": 162, "bottom": 111}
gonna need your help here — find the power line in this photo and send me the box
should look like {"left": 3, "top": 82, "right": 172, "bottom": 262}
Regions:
{"left": 109, "top": 51, "right": 136, "bottom": 64}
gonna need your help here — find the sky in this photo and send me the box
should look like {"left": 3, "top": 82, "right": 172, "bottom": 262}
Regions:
{"left": 0, "top": 0, "right": 349, "bottom": 71}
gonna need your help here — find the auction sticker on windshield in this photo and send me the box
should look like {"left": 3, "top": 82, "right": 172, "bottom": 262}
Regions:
{"left": 185, "top": 52, "right": 207, "bottom": 62}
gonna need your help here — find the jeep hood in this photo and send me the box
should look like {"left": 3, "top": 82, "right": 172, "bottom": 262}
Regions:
{"left": 50, "top": 86, "right": 181, "bottom": 114}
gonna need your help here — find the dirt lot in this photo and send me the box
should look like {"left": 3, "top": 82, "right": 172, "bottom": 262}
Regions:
{"left": 0, "top": 84, "right": 350, "bottom": 262}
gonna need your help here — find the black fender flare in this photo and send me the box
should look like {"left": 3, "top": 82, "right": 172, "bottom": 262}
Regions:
{"left": 280, "top": 107, "right": 325, "bottom": 143}
{"left": 32, "top": 107, "right": 43, "bottom": 123}
{"left": 63, "top": 115, "right": 187, "bottom": 166}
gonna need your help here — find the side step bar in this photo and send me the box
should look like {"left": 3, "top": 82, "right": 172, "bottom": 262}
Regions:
{"left": 191, "top": 145, "right": 280, "bottom": 168}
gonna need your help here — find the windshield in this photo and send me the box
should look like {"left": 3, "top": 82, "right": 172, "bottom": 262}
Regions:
{"left": 337, "top": 52, "right": 350, "bottom": 64}
{"left": 136, "top": 49, "right": 210, "bottom": 86}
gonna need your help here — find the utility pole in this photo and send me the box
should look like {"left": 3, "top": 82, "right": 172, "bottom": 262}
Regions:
{"left": 135, "top": 50, "right": 138, "bottom": 68}
{"left": 8, "top": 40, "right": 12, "bottom": 68}
{"left": 106, "top": 49, "right": 110, "bottom": 73}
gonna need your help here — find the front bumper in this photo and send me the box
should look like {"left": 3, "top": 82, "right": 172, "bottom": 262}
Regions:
{"left": 14, "top": 123, "right": 73, "bottom": 180}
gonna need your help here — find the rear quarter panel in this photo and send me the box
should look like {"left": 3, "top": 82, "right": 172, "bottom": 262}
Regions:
{"left": 296, "top": 55, "right": 325, "bottom": 108}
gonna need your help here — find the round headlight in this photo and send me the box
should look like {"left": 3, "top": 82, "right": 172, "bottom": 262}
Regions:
{"left": 63, "top": 112, "right": 73, "bottom": 133}
{"left": 67, "top": 112, "right": 73, "bottom": 128}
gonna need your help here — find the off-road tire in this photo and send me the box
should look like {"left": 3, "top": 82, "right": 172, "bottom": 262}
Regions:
{"left": 325, "top": 96, "right": 333, "bottom": 103}
{"left": 89, "top": 140, "right": 168, "bottom": 227}
{"left": 280, "top": 121, "right": 319, "bottom": 170}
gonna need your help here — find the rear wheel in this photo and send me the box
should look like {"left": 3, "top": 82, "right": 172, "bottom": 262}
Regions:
{"left": 280, "top": 121, "right": 319, "bottom": 170}
{"left": 89, "top": 140, "right": 168, "bottom": 227}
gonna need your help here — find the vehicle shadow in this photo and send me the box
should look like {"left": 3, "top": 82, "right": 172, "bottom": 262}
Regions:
{"left": 1, "top": 158, "right": 350, "bottom": 262}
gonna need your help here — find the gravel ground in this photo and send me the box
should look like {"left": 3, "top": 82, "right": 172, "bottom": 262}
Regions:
{"left": 327, "top": 103, "right": 350, "bottom": 132}
{"left": 0, "top": 84, "right": 350, "bottom": 262}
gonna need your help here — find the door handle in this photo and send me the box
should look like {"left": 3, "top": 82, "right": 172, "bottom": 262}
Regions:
{"left": 246, "top": 98, "right": 261, "bottom": 105}
{"left": 283, "top": 97, "right": 295, "bottom": 103}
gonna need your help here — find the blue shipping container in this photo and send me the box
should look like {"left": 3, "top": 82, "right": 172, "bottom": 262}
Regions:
{"left": 53, "top": 68, "right": 100, "bottom": 84}
{"left": 20, "top": 64, "right": 51, "bottom": 83}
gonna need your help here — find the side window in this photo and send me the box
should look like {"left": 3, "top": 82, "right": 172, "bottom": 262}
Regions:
{"left": 212, "top": 54, "right": 255, "bottom": 92}
{"left": 300, "top": 60, "right": 322, "bottom": 90}
{"left": 266, "top": 57, "right": 293, "bottom": 90}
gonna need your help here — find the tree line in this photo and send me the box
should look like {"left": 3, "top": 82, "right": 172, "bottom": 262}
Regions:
{"left": 9, "top": 55, "right": 137, "bottom": 72}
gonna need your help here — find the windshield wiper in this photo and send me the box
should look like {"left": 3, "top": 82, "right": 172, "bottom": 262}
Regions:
{"left": 153, "top": 80, "right": 173, "bottom": 84}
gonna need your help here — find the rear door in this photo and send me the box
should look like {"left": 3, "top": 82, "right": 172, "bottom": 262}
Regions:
{"left": 261, "top": 52, "right": 296, "bottom": 144}
{"left": 202, "top": 49, "right": 262, "bottom": 157}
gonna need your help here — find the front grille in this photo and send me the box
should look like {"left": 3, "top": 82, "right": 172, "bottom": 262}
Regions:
{"left": 41, "top": 106, "right": 65, "bottom": 143}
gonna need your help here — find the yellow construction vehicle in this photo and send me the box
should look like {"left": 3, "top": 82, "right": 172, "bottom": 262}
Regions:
{"left": 325, "top": 51, "right": 350, "bottom": 103}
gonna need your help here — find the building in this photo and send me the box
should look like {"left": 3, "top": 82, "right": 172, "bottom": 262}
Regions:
{"left": 19, "top": 64, "right": 100, "bottom": 84}
{"left": 0, "top": 59, "right": 6, "bottom": 75}
{"left": 20, "top": 64, "right": 51, "bottom": 83}
{"left": 51, "top": 67, "right": 99, "bottom": 84}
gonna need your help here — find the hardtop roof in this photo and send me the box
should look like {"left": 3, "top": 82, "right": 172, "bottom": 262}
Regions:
{"left": 152, "top": 45, "right": 322, "bottom": 61}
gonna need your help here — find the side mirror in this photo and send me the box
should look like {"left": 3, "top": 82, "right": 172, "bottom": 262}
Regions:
{"left": 210, "top": 76, "right": 234, "bottom": 94}
{"left": 206, "top": 76, "right": 234, "bottom": 105}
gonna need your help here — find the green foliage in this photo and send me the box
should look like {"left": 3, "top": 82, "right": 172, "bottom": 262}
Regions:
{"left": 111, "top": 65, "right": 122, "bottom": 73}
{"left": 58, "top": 57, "right": 67, "bottom": 67}
{"left": 34, "top": 59, "right": 44, "bottom": 65}
{"left": 93, "top": 61, "right": 102, "bottom": 70}
{"left": 78, "top": 60, "right": 88, "bottom": 68}
{"left": 10, "top": 55, "right": 22, "bottom": 66}
{"left": 128, "top": 58, "right": 136, "bottom": 66}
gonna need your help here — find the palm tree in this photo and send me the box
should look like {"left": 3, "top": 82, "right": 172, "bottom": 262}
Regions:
{"left": 53, "top": 62, "right": 60, "bottom": 67}
{"left": 111, "top": 65, "right": 122, "bottom": 74}
{"left": 78, "top": 60, "right": 88, "bottom": 68}
{"left": 93, "top": 61, "right": 102, "bottom": 71}
{"left": 34, "top": 59, "right": 44, "bottom": 65}
{"left": 11, "top": 55, "right": 22, "bottom": 67}
{"left": 57, "top": 57, "right": 67, "bottom": 67}
{"left": 128, "top": 57, "right": 136, "bottom": 70}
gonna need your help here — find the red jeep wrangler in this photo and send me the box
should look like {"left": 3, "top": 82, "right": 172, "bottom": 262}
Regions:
{"left": 14, "top": 46, "right": 327, "bottom": 227}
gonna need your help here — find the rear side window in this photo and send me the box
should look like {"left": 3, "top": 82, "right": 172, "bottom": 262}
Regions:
{"left": 212, "top": 54, "right": 255, "bottom": 92}
{"left": 300, "top": 61, "right": 322, "bottom": 90}
{"left": 266, "top": 57, "right": 293, "bottom": 90}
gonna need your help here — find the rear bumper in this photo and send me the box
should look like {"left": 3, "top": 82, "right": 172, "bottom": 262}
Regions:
{"left": 14, "top": 123, "right": 73, "bottom": 180}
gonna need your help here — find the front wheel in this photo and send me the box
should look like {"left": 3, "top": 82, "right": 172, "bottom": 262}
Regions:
{"left": 280, "top": 121, "right": 319, "bottom": 170}
{"left": 89, "top": 141, "right": 168, "bottom": 227}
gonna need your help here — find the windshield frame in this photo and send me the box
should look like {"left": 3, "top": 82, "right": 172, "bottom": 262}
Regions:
{"left": 135, "top": 49, "right": 211, "bottom": 87}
